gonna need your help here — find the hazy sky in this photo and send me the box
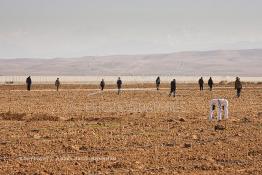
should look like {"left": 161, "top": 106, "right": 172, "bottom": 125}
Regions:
{"left": 0, "top": 0, "right": 262, "bottom": 58}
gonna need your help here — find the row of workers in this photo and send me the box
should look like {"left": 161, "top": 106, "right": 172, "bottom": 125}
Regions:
{"left": 25, "top": 76, "right": 243, "bottom": 97}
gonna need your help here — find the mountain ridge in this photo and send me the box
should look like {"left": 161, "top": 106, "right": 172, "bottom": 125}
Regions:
{"left": 0, "top": 49, "right": 261, "bottom": 76}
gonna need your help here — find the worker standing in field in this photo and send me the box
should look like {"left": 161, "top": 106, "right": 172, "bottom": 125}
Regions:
{"left": 26, "top": 76, "right": 32, "bottom": 91}
{"left": 235, "top": 77, "right": 242, "bottom": 97}
{"left": 198, "top": 77, "right": 204, "bottom": 91}
{"left": 100, "top": 79, "right": 105, "bottom": 91}
{"left": 169, "top": 79, "right": 176, "bottom": 97}
{"left": 156, "top": 76, "right": 160, "bottom": 90}
{"left": 117, "top": 77, "right": 122, "bottom": 95}
{"left": 55, "top": 78, "right": 60, "bottom": 91}
{"left": 208, "top": 77, "right": 214, "bottom": 91}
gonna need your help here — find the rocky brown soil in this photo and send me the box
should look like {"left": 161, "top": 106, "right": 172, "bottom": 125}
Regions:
{"left": 0, "top": 83, "right": 261, "bottom": 174}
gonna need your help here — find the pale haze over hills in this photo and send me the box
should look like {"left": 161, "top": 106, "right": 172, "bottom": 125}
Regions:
{"left": 1, "top": 0, "right": 262, "bottom": 58}
{"left": 1, "top": 1, "right": 262, "bottom": 78}
{"left": 0, "top": 49, "right": 261, "bottom": 76}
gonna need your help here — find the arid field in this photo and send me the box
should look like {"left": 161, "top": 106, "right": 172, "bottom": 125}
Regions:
{"left": 0, "top": 83, "right": 261, "bottom": 174}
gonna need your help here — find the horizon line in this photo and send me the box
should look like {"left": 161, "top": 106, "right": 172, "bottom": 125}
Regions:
{"left": 1, "top": 48, "right": 262, "bottom": 60}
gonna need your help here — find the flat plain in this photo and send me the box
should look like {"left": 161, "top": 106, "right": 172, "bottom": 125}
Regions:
{"left": 0, "top": 83, "right": 261, "bottom": 174}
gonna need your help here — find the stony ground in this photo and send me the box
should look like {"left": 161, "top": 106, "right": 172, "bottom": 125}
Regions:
{"left": 0, "top": 83, "right": 261, "bottom": 174}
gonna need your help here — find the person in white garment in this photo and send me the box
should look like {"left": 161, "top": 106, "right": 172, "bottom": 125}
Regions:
{"left": 209, "top": 99, "right": 229, "bottom": 121}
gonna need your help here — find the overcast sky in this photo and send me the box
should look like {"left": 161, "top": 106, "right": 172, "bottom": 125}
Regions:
{"left": 0, "top": 0, "right": 262, "bottom": 58}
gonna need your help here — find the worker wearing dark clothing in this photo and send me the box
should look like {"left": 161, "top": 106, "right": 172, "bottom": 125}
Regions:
{"left": 198, "top": 77, "right": 204, "bottom": 91}
{"left": 169, "top": 79, "right": 176, "bottom": 97}
{"left": 100, "top": 79, "right": 105, "bottom": 91}
{"left": 156, "top": 76, "right": 160, "bottom": 90}
{"left": 117, "top": 77, "right": 122, "bottom": 95}
{"left": 235, "top": 77, "right": 242, "bottom": 97}
{"left": 26, "top": 76, "right": 32, "bottom": 91}
{"left": 208, "top": 77, "right": 214, "bottom": 91}
{"left": 55, "top": 78, "right": 60, "bottom": 91}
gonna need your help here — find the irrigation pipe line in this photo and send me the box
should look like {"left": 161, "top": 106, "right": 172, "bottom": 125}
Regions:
{"left": 86, "top": 88, "right": 169, "bottom": 97}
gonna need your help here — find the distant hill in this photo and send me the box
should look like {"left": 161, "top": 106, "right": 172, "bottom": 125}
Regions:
{"left": 0, "top": 49, "right": 261, "bottom": 76}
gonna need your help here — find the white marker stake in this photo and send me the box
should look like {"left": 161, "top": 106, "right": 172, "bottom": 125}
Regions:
{"left": 209, "top": 99, "right": 229, "bottom": 121}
